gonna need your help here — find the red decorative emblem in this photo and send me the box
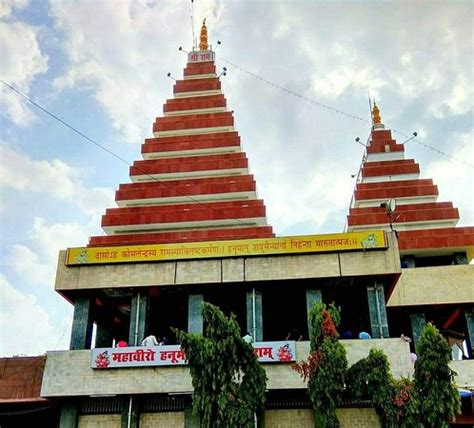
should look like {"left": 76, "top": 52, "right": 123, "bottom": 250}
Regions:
{"left": 277, "top": 344, "right": 293, "bottom": 362}
{"left": 95, "top": 351, "right": 110, "bottom": 369}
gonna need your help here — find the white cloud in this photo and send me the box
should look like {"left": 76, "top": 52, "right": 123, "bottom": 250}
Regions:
{"left": 0, "top": 143, "right": 77, "bottom": 197}
{"left": 6, "top": 244, "right": 55, "bottom": 287}
{"left": 0, "top": 273, "right": 69, "bottom": 357}
{"left": 0, "top": 0, "right": 28, "bottom": 18}
{"left": 0, "top": 19, "right": 48, "bottom": 125}
{"left": 0, "top": 143, "right": 115, "bottom": 216}
{"left": 425, "top": 133, "right": 474, "bottom": 225}
{"left": 50, "top": 0, "right": 226, "bottom": 142}
{"left": 263, "top": 164, "right": 354, "bottom": 234}
{"left": 31, "top": 217, "right": 90, "bottom": 264}
{"left": 0, "top": 144, "right": 113, "bottom": 291}
{"left": 5, "top": 217, "right": 89, "bottom": 288}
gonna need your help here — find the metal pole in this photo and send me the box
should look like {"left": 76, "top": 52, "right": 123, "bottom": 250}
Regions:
{"left": 127, "top": 396, "right": 133, "bottom": 428}
{"left": 374, "top": 285, "right": 383, "bottom": 338}
{"left": 134, "top": 292, "right": 140, "bottom": 346}
{"left": 252, "top": 288, "right": 257, "bottom": 341}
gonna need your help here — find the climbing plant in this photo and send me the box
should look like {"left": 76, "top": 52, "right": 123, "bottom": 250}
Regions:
{"left": 346, "top": 348, "right": 419, "bottom": 428}
{"left": 414, "top": 323, "right": 460, "bottom": 428}
{"left": 292, "top": 302, "right": 347, "bottom": 428}
{"left": 174, "top": 302, "right": 267, "bottom": 428}
{"left": 346, "top": 323, "right": 460, "bottom": 427}
{"left": 293, "top": 305, "right": 461, "bottom": 427}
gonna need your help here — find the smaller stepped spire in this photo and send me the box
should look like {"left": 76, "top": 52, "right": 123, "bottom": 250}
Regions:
{"left": 199, "top": 19, "right": 209, "bottom": 51}
{"left": 371, "top": 102, "right": 385, "bottom": 130}
{"left": 347, "top": 106, "right": 474, "bottom": 258}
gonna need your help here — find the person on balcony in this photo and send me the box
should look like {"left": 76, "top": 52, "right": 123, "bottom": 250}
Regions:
{"left": 141, "top": 334, "right": 159, "bottom": 347}
{"left": 243, "top": 332, "right": 253, "bottom": 343}
{"left": 358, "top": 331, "right": 372, "bottom": 340}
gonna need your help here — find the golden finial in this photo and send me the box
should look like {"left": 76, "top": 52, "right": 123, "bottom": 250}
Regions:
{"left": 372, "top": 102, "right": 382, "bottom": 125}
{"left": 199, "top": 19, "right": 208, "bottom": 51}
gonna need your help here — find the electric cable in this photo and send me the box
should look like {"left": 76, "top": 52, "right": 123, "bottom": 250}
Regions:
{"left": 218, "top": 58, "right": 473, "bottom": 169}
{"left": 1, "top": 79, "right": 264, "bottom": 228}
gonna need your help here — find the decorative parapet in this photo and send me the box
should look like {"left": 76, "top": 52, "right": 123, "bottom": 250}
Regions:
{"left": 41, "top": 339, "right": 411, "bottom": 397}
{"left": 388, "top": 264, "right": 474, "bottom": 307}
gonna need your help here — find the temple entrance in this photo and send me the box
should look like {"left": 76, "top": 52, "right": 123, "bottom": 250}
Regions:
{"left": 262, "top": 282, "right": 308, "bottom": 341}
{"left": 204, "top": 285, "right": 247, "bottom": 334}
{"left": 147, "top": 288, "right": 188, "bottom": 345}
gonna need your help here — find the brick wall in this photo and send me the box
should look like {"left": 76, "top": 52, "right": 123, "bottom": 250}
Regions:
{"left": 140, "top": 412, "right": 185, "bottom": 427}
{"left": 78, "top": 414, "right": 121, "bottom": 428}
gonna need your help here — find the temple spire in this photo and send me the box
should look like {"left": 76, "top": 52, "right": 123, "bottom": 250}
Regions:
{"left": 199, "top": 19, "right": 208, "bottom": 51}
{"left": 371, "top": 102, "right": 385, "bottom": 130}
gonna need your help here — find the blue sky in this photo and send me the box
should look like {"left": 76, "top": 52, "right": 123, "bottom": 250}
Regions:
{"left": 1, "top": 0, "right": 473, "bottom": 356}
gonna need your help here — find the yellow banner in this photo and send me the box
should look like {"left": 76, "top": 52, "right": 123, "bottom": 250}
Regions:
{"left": 66, "top": 231, "right": 387, "bottom": 266}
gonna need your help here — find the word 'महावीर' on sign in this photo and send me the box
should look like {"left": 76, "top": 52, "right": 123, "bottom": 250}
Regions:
{"left": 92, "top": 342, "right": 296, "bottom": 369}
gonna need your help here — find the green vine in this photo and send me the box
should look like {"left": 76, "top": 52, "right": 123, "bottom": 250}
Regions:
{"left": 174, "top": 302, "right": 267, "bottom": 428}
{"left": 346, "top": 348, "right": 419, "bottom": 427}
{"left": 293, "top": 302, "right": 347, "bottom": 428}
{"left": 346, "top": 323, "right": 460, "bottom": 427}
{"left": 414, "top": 323, "right": 461, "bottom": 427}
{"left": 296, "top": 305, "right": 460, "bottom": 428}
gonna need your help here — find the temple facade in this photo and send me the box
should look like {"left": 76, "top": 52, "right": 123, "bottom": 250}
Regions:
{"left": 1, "top": 22, "right": 472, "bottom": 428}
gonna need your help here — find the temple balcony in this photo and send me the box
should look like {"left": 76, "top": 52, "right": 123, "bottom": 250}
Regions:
{"left": 388, "top": 264, "right": 474, "bottom": 307}
{"left": 41, "top": 339, "right": 413, "bottom": 398}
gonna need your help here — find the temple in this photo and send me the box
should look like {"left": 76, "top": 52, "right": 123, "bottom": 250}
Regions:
{"left": 347, "top": 103, "right": 474, "bottom": 352}
{"left": 1, "top": 22, "right": 473, "bottom": 428}
{"left": 88, "top": 24, "right": 274, "bottom": 247}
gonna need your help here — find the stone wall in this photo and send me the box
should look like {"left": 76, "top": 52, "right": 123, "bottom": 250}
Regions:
{"left": 265, "top": 409, "right": 313, "bottom": 427}
{"left": 41, "top": 339, "right": 411, "bottom": 397}
{"left": 264, "top": 409, "right": 380, "bottom": 428}
{"left": 336, "top": 408, "right": 381, "bottom": 428}
{"left": 450, "top": 359, "right": 474, "bottom": 389}
{"left": 55, "top": 232, "right": 400, "bottom": 292}
{"left": 75, "top": 409, "right": 381, "bottom": 428}
{"left": 140, "top": 412, "right": 185, "bottom": 427}
{"left": 388, "top": 264, "right": 474, "bottom": 306}
{"left": 78, "top": 414, "right": 121, "bottom": 428}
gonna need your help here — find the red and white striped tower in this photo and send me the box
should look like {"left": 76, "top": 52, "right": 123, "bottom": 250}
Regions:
{"left": 347, "top": 103, "right": 474, "bottom": 258}
{"left": 89, "top": 21, "right": 274, "bottom": 247}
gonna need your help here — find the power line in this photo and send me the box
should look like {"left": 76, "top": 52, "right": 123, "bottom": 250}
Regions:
{"left": 391, "top": 127, "right": 473, "bottom": 168}
{"left": 0, "top": 80, "right": 262, "bottom": 228}
{"left": 219, "top": 58, "right": 474, "bottom": 169}
{"left": 220, "top": 56, "right": 367, "bottom": 123}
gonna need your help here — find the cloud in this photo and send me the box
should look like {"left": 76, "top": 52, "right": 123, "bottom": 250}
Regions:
{"left": 0, "top": 274, "right": 69, "bottom": 357}
{"left": 262, "top": 162, "right": 354, "bottom": 234}
{"left": 6, "top": 244, "right": 55, "bottom": 288}
{"left": 0, "top": 143, "right": 115, "bottom": 216}
{"left": 424, "top": 132, "right": 474, "bottom": 225}
{"left": 31, "top": 217, "right": 90, "bottom": 264}
{"left": 0, "top": 0, "right": 28, "bottom": 18}
{"left": 0, "top": 17, "right": 48, "bottom": 125}
{"left": 0, "top": 144, "right": 113, "bottom": 291}
{"left": 50, "top": 0, "right": 226, "bottom": 142}
{"left": 0, "top": 143, "right": 77, "bottom": 197}
{"left": 6, "top": 217, "right": 90, "bottom": 288}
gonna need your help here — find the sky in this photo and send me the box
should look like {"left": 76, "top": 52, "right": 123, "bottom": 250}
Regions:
{"left": 0, "top": 0, "right": 473, "bottom": 357}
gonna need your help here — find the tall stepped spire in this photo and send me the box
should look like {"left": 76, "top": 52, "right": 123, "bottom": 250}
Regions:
{"left": 89, "top": 21, "right": 274, "bottom": 247}
{"left": 347, "top": 104, "right": 474, "bottom": 256}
